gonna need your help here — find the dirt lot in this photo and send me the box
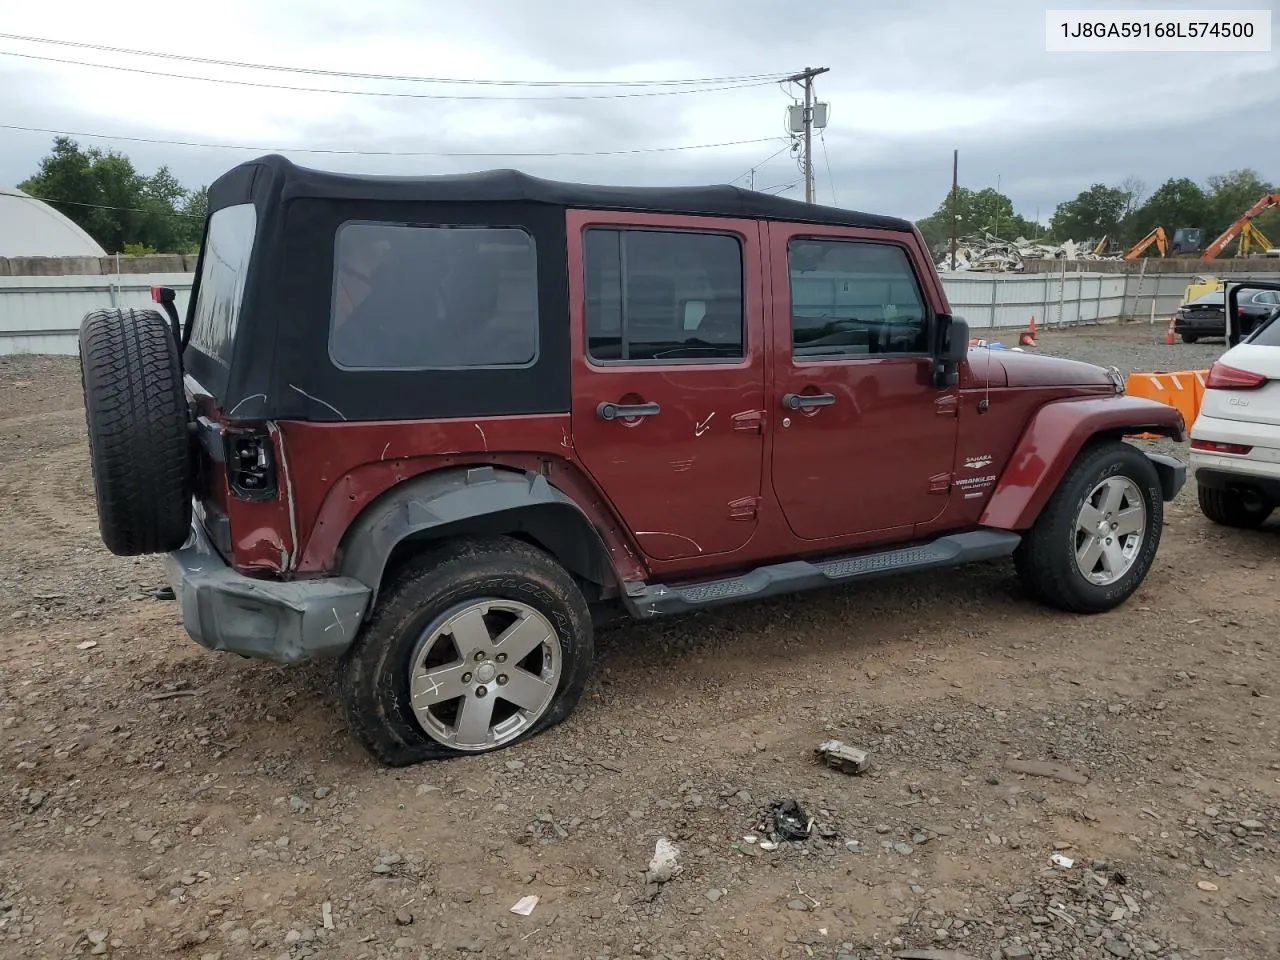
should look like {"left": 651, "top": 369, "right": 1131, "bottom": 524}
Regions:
{"left": 1, "top": 324, "right": 1277, "bottom": 960}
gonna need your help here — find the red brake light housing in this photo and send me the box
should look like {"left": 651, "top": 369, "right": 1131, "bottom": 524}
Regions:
{"left": 1205, "top": 362, "right": 1267, "bottom": 390}
{"left": 1191, "top": 438, "right": 1253, "bottom": 455}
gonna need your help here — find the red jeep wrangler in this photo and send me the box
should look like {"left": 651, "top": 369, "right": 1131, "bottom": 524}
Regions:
{"left": 77, "top": 155, "right": 1186, "bottom": 765}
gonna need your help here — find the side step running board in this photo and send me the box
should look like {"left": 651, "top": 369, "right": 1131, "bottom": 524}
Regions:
{"left": 624, "top": 529, "right": 1022, "bottom": 618}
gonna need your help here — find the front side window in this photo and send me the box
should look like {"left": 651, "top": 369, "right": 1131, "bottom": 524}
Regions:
{"left": 584, "top": 228, "right": 744, "bottom": 362}
{"left": 788, "top": 239, "right": 928, "bottom": 358}
{"left": 189, "top": 203, "right": 257, "bottom": 368}
{"left": 330, "top": 223, "right": 538, "bottom": 370}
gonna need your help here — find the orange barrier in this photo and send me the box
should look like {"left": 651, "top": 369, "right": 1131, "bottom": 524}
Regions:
{"left": 1123, "top": 369, "right": 1208, "bottom": 437}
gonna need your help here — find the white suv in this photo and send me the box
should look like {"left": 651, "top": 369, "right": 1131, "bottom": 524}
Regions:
{"left": 1190, "top": 296, "right": 1280, "bottom": 529}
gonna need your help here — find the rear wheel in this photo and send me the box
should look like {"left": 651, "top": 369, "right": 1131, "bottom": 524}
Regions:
{"left": 339, "top": 536, "right": 594, "bottom": 765}
{"left": 1014, "top": 440, "right": 1163, "bottom": 614}
{"left": 1181, "top": 333, "right": 1198, "bottom": 344}
{"left": 78, "top": 307, "right": 192, "bottom": 556}
{"left": 1197, "top": 483, "right": 1273, "bottom": 528}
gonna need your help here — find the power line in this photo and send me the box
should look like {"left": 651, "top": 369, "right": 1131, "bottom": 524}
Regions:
{"left": 760, "top": 178, "right": 803, "bottom": 195}
{"left": 728, "top": 143, "right": 794, "bottom": 190}
{"left": 0, "top": 49, "right": 779, "bottom": 101}
{"left": 1, "top": 122, "right": 785, "bottom": 158}
{"left": 820, "top": 130, "right": 838, "bottom": 207}
{"left": 20, "top": 193, "right": 202, "bottom": 218}
{"left": 0, "top": 33, "right": 791, "bottom": 88}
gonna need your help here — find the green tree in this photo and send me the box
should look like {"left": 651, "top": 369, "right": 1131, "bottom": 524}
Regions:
{"left": 178, "top": 186, "right": 209, "bottom": 252}
{"left": 915, "top": 185, "right": 1036, "bottom": 250}
{"left": 1125, "top": 177, "right": 1209, "bottom": 249}
{"left": 19, "top": 137, "right": 201, "bottom": 254}
{"left": 1203, "top": 168, "right": 1278, "bottom": 252}
{"left": 1050, "top": 183, "right": 1131, "bottom": 244}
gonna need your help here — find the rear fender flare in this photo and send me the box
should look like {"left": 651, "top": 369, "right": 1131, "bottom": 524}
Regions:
{"left": 338, "top": 465, "right": 617, "bottom": 608}
{"left": 980, "top": 395, "right": 1185, "bottom": 530}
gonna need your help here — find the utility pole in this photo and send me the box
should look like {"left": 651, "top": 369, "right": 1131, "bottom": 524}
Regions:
{"left": 786, "top": 66, "right": 830, "bottom": 203}
{"left": 949, "top": 149, "right": 959, "bottom": 271}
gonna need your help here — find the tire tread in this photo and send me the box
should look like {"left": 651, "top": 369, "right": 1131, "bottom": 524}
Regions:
{"left": 78, "top": 307, "right": 192, "bottom": 556}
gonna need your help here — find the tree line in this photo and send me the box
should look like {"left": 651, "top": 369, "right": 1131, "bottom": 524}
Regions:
{"left": 15, "top": 136, "right": 1280, "bottom": 259}
{"left": 18, "top": 137, "right": 207, "bottom": 256}
{"left": 915, "top": 168, "right": 1280, "bottom": 256}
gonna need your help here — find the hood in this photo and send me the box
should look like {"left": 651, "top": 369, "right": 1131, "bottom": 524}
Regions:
{"left": 987, "top": 349, "right": 1115, "bottom": 389}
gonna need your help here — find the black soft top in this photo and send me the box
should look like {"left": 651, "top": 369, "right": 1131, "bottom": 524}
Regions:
{"left": 207, "top": 153, "right": 913, "bottom": 232}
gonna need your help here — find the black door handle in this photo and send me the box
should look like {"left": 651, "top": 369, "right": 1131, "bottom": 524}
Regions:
{"left": 597, "top": 400, "right": 661, "bottom": 421}
{"left": 782, "top": 392, "right": 836, "bottom": 410}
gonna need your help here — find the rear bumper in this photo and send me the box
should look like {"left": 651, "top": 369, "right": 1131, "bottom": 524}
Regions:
{"left": 1193, "top": 464, "right": 1280, "bottom": 502}
{"left": 164, "top": 518, "right": 370, "bottom": 665}
{"left": 1173, "top": 314, "right": 1223, "bottom": 334}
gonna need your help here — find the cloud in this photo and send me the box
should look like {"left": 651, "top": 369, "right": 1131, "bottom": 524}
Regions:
{"left": 0, "top": 0, "right": 1276, "bottom": 225}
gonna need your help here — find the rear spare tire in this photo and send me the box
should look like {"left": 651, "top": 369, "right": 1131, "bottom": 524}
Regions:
{"left": 78, "top": 307, "right": 192, "bottom": 556}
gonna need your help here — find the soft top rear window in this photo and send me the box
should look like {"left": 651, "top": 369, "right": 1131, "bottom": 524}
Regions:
{"left": 188, "top": 203, "right": 257, "bottom": 369}
{"left": 329, "top": 222, "right": 539, "bottom": 371}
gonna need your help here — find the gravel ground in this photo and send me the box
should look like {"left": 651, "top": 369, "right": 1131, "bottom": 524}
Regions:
{"left": 1, "top": 325, "right": 1277, "bottom": 960}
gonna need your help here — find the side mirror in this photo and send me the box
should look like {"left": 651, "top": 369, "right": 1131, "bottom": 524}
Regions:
{"left": 933, "top": 314, "right": 969, "bottom": 389}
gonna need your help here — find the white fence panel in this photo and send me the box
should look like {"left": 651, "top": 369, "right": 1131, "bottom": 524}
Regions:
{"left": 0, "top": 274, "right": 193, "bottom": 355}
{"left": 17, "top": 267, "right": 1267, "bottom": 356}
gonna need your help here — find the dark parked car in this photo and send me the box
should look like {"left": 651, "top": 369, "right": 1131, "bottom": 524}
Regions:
{"left": 1175, "top": 288, "right": 1280, "bottom": 343}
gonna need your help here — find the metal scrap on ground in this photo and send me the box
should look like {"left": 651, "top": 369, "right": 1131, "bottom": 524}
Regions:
{"left": 938, "top": 232, "right": 1122, "bottom": 272}
{"left": 815, "top": 739, "right": 871, "bottom": 774}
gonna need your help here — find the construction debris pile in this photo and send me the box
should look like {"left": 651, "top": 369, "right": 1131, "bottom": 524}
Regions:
{"left": 937, "top": 232, "right": 1124, "bottom": 273}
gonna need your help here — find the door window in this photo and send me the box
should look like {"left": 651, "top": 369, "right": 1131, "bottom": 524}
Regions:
{"left": 584, "top": 228, "right": 744, "bottom": 363}
{"left": 787, "top": 239, "right": 928, "bottom": 358}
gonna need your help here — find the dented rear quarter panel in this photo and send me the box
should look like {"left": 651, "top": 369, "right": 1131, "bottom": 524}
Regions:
{"left": 274, "top": 416, "right": 648, "bottom": 583}
{"left": 979, "top": 394, "right": 1186, "bottom": 530}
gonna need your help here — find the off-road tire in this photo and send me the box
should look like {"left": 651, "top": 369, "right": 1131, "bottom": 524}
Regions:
{"left": 78, "top": 307, "right": 192, "bottom": 556}
{"left": 1197, "top": 482, "right": 1273, "bottom": 529}
{"left": 1013, "top": 440, "right": 1163, "bottom": 614}
{"left": 339, "top": 536, "right": 594, "bottom": 765}
{"left": 1181, "top": 333, "right": 1199, "bottom": 344}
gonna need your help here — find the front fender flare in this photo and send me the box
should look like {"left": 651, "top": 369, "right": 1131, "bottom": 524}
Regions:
{"left": 980, "top": 395, "right": 1185, "bottom": 530}
{"left": 338, "top": 465, "right": 616, "bottom": 608}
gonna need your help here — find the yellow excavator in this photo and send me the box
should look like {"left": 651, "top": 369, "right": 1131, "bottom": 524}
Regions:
{"left": 1236, "top": 219, "right": 1275, "bottom": 257}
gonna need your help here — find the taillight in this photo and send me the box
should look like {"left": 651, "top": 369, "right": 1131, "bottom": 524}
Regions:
{"left": 1191, "top": 438, "right": 1253, "bottom": 455}
{"left": 1205, "top": 362, "right": 1267, "bottom": 390}
{"left": 224, "top": 430, "right": 278, "bottom": 500}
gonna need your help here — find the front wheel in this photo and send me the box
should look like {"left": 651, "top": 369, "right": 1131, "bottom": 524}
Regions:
{"left": 339, "top": 536, "right": 594, "bottom": 765}
{"left": 1014, "top": 440, "right": 1163, "bottom": 614}
{"left": 1181, "top": 333, "right": 1199, "bottom": 344}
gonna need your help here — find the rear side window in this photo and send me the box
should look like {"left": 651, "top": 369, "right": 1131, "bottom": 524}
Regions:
{"left": 584, "top": 227, "right": 744, "bottom": 362}
{"left": 788, "top": 239, "right": 928, "bottom": 358}
{"left": 330, "top": 223, "right": 538, "bottom": 370}
{"left": 189, "top": 203, "right": 257, "bottom": 367}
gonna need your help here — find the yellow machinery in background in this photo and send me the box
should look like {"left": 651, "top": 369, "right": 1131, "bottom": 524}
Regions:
{"left": 1124, "top": 226, "right": 1168, "bottom": 260}
{"left": 1183, "top": 274, "right": 1223, "bottom": 305}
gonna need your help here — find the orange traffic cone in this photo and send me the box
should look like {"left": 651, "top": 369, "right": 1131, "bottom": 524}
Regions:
{"left": 1164, "top": 317, "right": 1176, "bottom": 345}
{"left": 1019, "top": 315, "right": 1037, "bottom": 347}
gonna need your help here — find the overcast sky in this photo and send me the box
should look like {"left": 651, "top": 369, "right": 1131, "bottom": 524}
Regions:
{"left": 0, "top": 0, "right": 1276, "bottom": 226}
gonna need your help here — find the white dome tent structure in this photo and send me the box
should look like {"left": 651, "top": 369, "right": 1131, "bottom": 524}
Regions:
{"left": 0, "top": 185, "right": 107, "bottom": 258}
